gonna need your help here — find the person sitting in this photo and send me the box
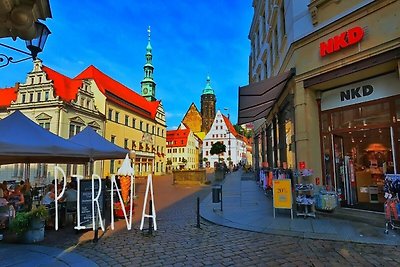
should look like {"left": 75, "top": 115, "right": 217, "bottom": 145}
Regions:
{"left": 8, "top": 185, "right": 25, "bottom": 212}
{"left": 0, "top": 188, "right": 8, "bottom": 207}
{"left": 20, "top": 180, "right": 32, "bottom": 211}
{"left": 64, "top": 182, "right": 77, "bottom": 202}
{"left": 0, "top": 182, "right": 9, "bottom": 200}
{"left": 42, "top": 184, "right": 55, "bottom": 206}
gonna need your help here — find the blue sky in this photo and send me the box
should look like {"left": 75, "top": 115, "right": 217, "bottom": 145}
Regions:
{"left": 0, "top": 1, "right": 252, "bottom": 129}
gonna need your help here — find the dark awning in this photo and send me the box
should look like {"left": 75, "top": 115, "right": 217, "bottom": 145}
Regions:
{"left": 237, "top": 68, "right": 295, "bottom": 125}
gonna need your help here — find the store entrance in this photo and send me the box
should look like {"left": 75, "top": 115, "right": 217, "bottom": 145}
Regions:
{"left": 332, "top": 128, "right": 394, "bottom": 212}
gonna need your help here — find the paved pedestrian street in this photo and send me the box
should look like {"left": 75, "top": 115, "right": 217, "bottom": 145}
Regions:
{"left": 35, "top": 172, "right": 400, "bottom": 267}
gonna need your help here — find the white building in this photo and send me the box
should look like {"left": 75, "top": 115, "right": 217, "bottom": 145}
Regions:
{"left": 203, "top": 110, "right": 247, "bottom": 167}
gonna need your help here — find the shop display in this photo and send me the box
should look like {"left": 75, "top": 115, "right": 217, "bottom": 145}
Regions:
{"left": 384, "top": 174, "right": 400, "bottom": 234}
{"left": 315, "top": 190, "right": 337, "bottom": 211}
{"left": 295, "top": 183, "right": 316, "bottom": 218}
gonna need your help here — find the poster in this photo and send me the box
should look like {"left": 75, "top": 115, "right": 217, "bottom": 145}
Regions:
{"left": 273, "top": 179, "right": 292, "bottom": 209}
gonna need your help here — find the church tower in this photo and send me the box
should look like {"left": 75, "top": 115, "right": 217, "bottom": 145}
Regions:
{"left": 201, "top": 75, "right": 216, "bottom": 133}
{"left": 141, "top": 26, "right": 157, "bottom": 101}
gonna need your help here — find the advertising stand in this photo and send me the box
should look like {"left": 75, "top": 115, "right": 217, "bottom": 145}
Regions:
{"left": 273, "top": 179, "right": 293, "bottom": 219}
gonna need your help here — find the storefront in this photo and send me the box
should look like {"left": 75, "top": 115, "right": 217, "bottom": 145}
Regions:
{"left": 319, "top": 72, "right": 400, "bottom": 211}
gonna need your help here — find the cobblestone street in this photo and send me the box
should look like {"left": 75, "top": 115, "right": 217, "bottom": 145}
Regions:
{"left": 41, "top": 173, "right": 400, "bottom": 266}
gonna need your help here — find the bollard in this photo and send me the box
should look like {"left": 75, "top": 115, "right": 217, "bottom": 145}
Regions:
{"left": 93, "top": 213, "right": 98, "bottom": 243}
{"left": 196, "top": 197, "right": 200, "bottom": 228}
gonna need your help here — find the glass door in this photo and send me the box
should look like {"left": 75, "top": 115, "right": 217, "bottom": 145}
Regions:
{"left": 332, "top": 135, "right": 356, "bottom": 206}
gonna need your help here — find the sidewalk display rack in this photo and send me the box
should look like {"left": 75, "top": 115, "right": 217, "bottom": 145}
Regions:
{"left": 295, "top": 169, "right": 316, "bottom": 218}
{"left": 295, "top": 183, "right": 316, "bottom": 218}
{"left": 384, "top": 174, "right": 400, "bottom": 234}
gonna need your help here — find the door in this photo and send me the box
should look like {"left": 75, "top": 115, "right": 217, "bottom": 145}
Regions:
{"left": 332, "top": 135, "right": 355, "bottom": 206}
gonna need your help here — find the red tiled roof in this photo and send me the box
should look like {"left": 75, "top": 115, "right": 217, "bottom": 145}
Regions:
{"left": 222, "top": 115, "right": 239, "bottom": 137}
{"left": 0, "top": 86, "right": 17, "bottom": 108}
{"left": 42, "top": 66, "right": 82, "bottom": 102}
{"left": 75, "top": 65, "right": 160, "bottom": 120}
{"left": 166, "top": 129, "right": 190, "bottom": 147}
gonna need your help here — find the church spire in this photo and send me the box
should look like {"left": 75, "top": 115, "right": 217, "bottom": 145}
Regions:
{"left": 202, "top": 75, "right": 214, "bottom": 95}
{"left": 141, "top": 26, "right": 156, "bottom": 101}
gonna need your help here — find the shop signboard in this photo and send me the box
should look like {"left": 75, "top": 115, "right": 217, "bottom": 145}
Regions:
{"left": 321, "top": 72, "right": 400, "bottom": 111}
{"left": 319, "top": 26, "right": 364, "bottom": 57}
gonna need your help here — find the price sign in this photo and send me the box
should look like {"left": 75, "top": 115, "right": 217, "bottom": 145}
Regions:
{"left": 273, "top": 179, "right": 292, "bottom": 209}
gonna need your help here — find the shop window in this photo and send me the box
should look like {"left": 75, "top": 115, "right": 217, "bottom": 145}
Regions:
{"left": 331, "top": 102, "right": 390, "bottom": 130}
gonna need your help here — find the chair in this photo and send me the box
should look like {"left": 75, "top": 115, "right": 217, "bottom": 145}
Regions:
{"left": 65, "top": 201, "right": 77, "bottom": 226}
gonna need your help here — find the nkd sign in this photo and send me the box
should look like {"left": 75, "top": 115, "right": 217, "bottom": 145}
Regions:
{"left": 320, "top": 26, "right": 364, "bottom": 57}
{"left": 320, "top": 72, "right": 399, "bottom": 111}
{"left": 340, "top": 85, "right": 373, "bottom": 101}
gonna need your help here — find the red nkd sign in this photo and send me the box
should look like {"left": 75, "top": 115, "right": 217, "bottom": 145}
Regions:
{"left": 319, "top": 26, "right": 364, "bottom": 57}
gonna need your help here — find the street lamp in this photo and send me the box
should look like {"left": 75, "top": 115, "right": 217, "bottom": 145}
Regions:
{"left": 0, "top": 22, "right": 51, "bottom": 67}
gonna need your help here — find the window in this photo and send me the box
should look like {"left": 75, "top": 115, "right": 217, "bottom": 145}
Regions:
{"left": 124, "top": 138, "right": 128, "bottom": 149}
{"left": 45, "top": 92, "right": 49, "bottom": 101}
{"left": 29, "top": 93, "right": 34, "bottom": 102}
{"left": 157, "top": 127, "right": 160, "bottom": 135}
{"left": 39, "top": 122, "right": 50, "bottom": 131}
{"left": 125, "top": 115, "right": 129, "bottom": 126}
{"left": 206, "top": 151, "right": 209, "bottom": 156}
{"left": 111, "top": 135, "right": 116, "bottom": 144}
{"left": 280, "top": 2, "right": 286, "bottom": 36}
{"left": 108, "top": 109, "right": 113, "bottom": 120}
{"left": 37, "top": 92, "right": 41, "bottom": 102}
{"left": 146, "top": 123, "right": 149, "bottom": 133}
{"left": 69, "top": 123, "right": 82, "bottom": 138}
{"left": 152, "top": 126, "right": 155, "bottom": 134}
{"left": 22, "top": 94, "right": 26, "bottom": 103}
{"left": 132, "top": 118, "right": 136, "bottom": 128}
{"left": 110, "top": 160, "right": 115, "bottom": 174}
{"left": 115, "top": 112, "right": 119, "bottom": 123}
{"left": 162, "top": 129, "right": 164, "bottom": 137}
{"left": 140, "top": 121, "right": 143, "bottom": 131}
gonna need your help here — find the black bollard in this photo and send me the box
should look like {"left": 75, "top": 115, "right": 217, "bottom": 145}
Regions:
{"left": 196, "top": 197, "right": 200, "bottom": 228}
{"left": 93, "top": 213, "right": 98, "bottom": 243}
{"left": 148, "top": 199, "right": 153, "bottom": 235}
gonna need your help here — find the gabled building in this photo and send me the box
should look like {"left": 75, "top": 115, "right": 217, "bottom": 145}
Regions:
{"left": 203, "top": 110, "right": 247, "bottom": 168}
{"left": 166, "top": 128, "right": 200, "bottom": 171}
{"left": 0, "top": 28, "right": 167, "bottom": 182}
{"left": 0, "top": 59, "right": 104, "bottom": 182}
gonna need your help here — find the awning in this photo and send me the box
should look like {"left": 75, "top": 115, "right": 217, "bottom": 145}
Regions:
{"left": 237, "top": 68, "right": 295, "bottom": 125}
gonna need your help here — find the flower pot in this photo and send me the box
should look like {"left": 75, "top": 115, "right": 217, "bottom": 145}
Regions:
{"left": 22, "top": 227, "right": 44, "bottom": 243}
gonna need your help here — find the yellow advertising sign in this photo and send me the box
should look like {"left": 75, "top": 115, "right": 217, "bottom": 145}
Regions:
{"left": 273, "top": 179, "right": 292, "bottom": 209}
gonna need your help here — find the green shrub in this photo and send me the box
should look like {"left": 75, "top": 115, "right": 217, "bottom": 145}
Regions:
{"left": 10, "top": 205, "right": 49, "bottom": 235}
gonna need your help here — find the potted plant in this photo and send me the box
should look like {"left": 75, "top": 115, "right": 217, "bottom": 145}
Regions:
{"left": 10, "top": 205, "right": 48, "bottom": 243}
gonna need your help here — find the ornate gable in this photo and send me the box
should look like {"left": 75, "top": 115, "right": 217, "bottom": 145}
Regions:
{"left": 182, "top": 103, "right": 202, "bottom": 133}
